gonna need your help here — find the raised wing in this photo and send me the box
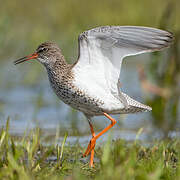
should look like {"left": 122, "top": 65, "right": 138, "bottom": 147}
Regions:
{"left": 72, "top": 26, "right": 173, "bottom": 103}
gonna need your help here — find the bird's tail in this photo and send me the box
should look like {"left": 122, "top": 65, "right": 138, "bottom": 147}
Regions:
{"left": 118, "top": 92, "right": 152, "bottom": 114}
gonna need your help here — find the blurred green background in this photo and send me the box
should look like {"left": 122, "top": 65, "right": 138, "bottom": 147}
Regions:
{"left": 1, "top": 0, "right": 179, "bottom": 61}
{"left": 0, "top": 0, "right": 179, "bottom": 139}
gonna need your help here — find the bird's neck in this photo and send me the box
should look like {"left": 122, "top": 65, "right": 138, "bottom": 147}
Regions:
{"left": 45, "top": 55, "right": 73, "bottom": 81}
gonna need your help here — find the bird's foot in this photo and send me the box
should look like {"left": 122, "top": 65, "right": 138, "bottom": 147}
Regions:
{"left": 83, "top": 137, "right": 96, "bottom": 167}
{"left": 83, "top": 113, "right": 117, "bottom": 167}
{"left": 83, "top": 137, "right": 96, "bottom": 157}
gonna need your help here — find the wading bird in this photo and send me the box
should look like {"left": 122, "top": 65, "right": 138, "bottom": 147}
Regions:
{"left": 14, "top": 26, "right": 173, "bottom": 167}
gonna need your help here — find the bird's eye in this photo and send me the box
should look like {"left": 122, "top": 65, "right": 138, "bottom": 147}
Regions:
{"left": 38, "top": 47, "right": 48, "bottom": 53}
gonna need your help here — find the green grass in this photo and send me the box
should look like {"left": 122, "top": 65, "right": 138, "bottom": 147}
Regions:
{"left": 0, "top": 120, "right": 180, "bottom": 180}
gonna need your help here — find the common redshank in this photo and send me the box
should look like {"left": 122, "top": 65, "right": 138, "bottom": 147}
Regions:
{"left": 14, "top": 26, "right": 173, "bottom": 167}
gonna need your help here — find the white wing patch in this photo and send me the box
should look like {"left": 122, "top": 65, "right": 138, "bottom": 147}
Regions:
{"left": 72, "top": 26, "right": 173, "bottom": 111}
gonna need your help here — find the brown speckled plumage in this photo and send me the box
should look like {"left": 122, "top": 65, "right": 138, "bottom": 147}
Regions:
{"left": 37, "top": 42, "right": 105, "bottom": 115}
{"left": 46, "top": 60, "right": 105, "bottom": 115}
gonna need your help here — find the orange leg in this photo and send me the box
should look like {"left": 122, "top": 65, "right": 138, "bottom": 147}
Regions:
{"left": 83, "top": 112, "right": 117, "bottom": 167}
{"left": 83, "top": 120, "right": 96, "bottom": 167}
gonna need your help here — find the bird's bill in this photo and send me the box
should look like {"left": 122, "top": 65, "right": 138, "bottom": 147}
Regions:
{"left": 14, "top": 53, "right": 38, "bottom": 65}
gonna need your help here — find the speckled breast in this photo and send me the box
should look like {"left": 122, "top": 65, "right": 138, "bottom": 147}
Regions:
{"left": 49, "top": 75, "right": 104, "bottom": 116}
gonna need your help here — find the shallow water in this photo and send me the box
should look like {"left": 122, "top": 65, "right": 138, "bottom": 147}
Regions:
{"left": 0, "top": 55, "right": 176, "bottom": 144}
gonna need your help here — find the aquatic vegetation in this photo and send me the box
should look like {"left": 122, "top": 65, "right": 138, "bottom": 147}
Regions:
{"left": 0, "top": 120, "right": 180, "bottom": 179}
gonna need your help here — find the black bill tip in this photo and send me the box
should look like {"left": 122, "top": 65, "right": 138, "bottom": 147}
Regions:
{"left": 13, "top": 53, "right": 38, "bottom": 65}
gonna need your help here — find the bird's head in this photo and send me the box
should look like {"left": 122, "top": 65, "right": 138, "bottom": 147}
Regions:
{"left": 14, "top": 42, "right": 62, "bottom": 67}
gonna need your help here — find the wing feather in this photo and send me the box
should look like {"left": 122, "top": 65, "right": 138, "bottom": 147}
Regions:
{"left": 72, "top": 26, "right": 173, "bottom": 109}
